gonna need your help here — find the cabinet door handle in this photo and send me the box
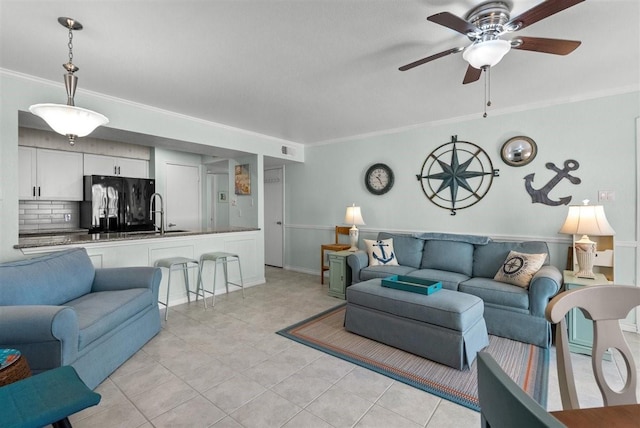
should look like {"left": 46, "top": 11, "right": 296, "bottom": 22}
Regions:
{"left": 32, "top": 186, "right": 36, "bottom": 197}
{"left": 114, "top": 166, "right": 117, "bottom": 175}
{"left": 37, "top": 187, "right": 41, "bottom": 197}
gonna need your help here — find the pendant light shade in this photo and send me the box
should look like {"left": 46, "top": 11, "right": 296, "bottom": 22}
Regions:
{"left": 29, "top": 17, "right": 108, "bottom": 145}
{"left": 29, "top": 104, "right": 108, "bottom": 138}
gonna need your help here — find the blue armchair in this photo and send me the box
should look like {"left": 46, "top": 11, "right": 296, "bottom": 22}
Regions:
{"left": 0, "top": 248, "right": 162, "bottom": 389}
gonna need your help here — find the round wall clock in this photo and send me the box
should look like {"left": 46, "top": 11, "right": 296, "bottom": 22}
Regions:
{"left": 365, "top": 163, "right": 394, "bottom": 195}
{"left": 416, "top": 135, "right": 499, "bottom": 215}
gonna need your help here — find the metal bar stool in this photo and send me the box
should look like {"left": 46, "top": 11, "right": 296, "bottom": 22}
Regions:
{"left": 154, "top": 257, "right": 200, "bottom": 320}
{"left": 196, "top": 252, "right": 245, "bottom": 308}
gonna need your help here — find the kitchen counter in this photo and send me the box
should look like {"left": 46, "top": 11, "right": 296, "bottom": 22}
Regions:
{"left": 15, "top": 227, "right": 260, "bottom": 249}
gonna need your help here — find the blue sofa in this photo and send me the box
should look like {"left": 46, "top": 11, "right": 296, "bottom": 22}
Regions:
{"left": 347, "top": 232, "right": 562, "bottom": 347}
{"left": 0, "top": 248, "right": 162, "bottom": 389}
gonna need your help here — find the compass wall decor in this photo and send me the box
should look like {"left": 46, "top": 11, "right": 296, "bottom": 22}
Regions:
{"left": 416, "top": 135, "right": 499, "bottom": 215}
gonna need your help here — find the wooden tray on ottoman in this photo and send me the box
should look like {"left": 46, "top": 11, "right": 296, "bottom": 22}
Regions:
{"left": 381, "top": 275, "right": 442, "bottom": 295}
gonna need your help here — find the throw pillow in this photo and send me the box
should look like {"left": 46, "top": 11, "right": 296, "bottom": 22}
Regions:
{"left": 494, "top": 251, "right": 546, "bottom": 288}
{"left": 364, "top": 238, "right": 398, "bottom": 267}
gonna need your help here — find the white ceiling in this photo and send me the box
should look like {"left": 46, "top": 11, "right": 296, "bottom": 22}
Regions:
{"left": 1, "top": 0, "right": 638, "bottom": 146}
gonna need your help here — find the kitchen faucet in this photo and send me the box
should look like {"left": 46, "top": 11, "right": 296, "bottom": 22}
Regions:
{"left": 150, "top": 193, "right": 165, "bottom": 236}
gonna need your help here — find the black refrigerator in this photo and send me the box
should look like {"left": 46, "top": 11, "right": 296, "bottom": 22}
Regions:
{"left": 80, "top": 175, "right": 156, "bottom": 233}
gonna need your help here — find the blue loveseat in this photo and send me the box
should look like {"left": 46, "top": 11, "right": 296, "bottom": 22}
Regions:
{"left": 0, "top": 248, "right": 161, "bottom": 389}
{"left": 347, "top": 232, "right": 562, "bottom": 347}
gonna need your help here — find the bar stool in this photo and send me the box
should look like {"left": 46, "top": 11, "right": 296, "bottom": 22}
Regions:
{"left": 154, "top": 257, "right": 200, "bottom": 320}
{"left": 196, "top": 252, "right": 245, "bottom": 308}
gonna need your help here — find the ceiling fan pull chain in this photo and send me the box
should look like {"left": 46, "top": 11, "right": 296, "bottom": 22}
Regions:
{"left": 483, "top": 67, "right": 488, "bottom": 118}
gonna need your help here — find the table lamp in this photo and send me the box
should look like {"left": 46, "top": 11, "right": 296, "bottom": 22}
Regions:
{"left": 344, "top": 204, "right": 365, "bottom": 251}
{"left": 559, "top": 200, "right": 615, "bottom": 279}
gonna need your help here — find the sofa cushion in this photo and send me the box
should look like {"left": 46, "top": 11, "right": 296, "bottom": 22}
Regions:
{"left": 473, "top": 241, "right": 550, "bottom": 279}
{"left": 421, "top": 240, "right": 474, "bottom": 276}
{"left": 66, "top": 288, "right": 153, "bottom": 350}
{"left": 377, "top": 232, "right": 424, "bottom": 268}
{"left": 0, "top": 248, "right": 95, "bottom": 306}
{"left": 360, "top": 265, "right": 417, "bottom": 282}
{"left": 364, "top": 238, "right": 398, "bottom": 266}
{"left": 407, "top": 269, "right": 470, "bottom": 291}
{"left": 494, "top": 251, "right": 547, "bottom": 288}
{"left": 459, "top": 277, "right": 529, "bottom": 310}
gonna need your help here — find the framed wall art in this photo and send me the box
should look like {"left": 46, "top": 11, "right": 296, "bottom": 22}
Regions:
{"left": 234, "top": 164, "right": 251, "bottom": 195}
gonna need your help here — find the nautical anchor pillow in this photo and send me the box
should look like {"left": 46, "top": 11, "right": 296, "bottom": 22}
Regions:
{"left": 494, "top": 251, "right": 546, "bottom": 288}
{"left": 364, "top": 239, "right": 398, "bottom": 267}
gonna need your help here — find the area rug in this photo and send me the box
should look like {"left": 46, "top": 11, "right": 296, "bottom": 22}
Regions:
{"left": 277, "top": 303, "right": 548, "bottom": 412}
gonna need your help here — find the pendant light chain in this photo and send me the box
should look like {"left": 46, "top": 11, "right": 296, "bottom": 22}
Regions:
{"left": 67, "top": 26, "right": 74, "bottom": 65}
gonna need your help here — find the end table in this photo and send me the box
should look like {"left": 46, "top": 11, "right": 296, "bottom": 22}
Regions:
{"left": 328, "top": 250, "right": 352, "bottom": 299}
{"left": 562, "top": 270, "right": 611, "bottom": 360}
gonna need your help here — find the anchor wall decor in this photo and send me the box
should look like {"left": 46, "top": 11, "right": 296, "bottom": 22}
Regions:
{"left": 524, "top": 159, "right": 581, "bottom": 206}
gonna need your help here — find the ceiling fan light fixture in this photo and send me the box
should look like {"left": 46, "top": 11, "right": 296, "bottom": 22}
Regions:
{"left": 29, "top": 17, "right": 108, "bottom": 145}
{"left": 462, "top": 39, "right": 511, "bottom": 69}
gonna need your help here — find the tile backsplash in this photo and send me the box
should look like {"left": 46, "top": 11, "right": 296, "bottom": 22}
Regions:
{"left": 19, "top": 200, "right": 80, "bottom": 232}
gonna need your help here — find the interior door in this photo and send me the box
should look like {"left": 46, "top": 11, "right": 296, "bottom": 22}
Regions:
{"left": 264, "top": 167, "right": 284, "bottom": 267}
{"left": 165, "top": 163, "right": 200, "bottom": 231}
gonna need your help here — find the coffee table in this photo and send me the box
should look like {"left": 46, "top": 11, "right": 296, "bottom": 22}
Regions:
{"left": 345, "top": 278, "right": 489, "bottom": 370}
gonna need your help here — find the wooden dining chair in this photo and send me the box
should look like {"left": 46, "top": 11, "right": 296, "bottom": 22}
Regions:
{"left": 477, "top": 352, "right": 566, "bottom": 428}
{"left": 320, "top": 226, "right": 351, "bottom": 284}
{"left": 545, "top": 284, "right": 640, "bottom": 410}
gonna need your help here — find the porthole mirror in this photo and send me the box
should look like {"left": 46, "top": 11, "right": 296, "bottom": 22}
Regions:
{"left": 500, "top": 136, "right": 537, "bottom": 167}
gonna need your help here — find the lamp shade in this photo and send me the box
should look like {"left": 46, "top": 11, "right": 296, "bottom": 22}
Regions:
{"left": 462, "top": 39, "right": 511, "bottom": 69}
{"left": 344, "top": 205, "right": 365, "bottom": 226}
{"left": 558, "top": 203, "right": 615, "bottom": 236}
{"left": 29, "top": 103, "right": 109, "bottom": 137}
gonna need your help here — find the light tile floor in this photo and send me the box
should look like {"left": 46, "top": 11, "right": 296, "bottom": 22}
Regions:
{"left": 68, "top": 267, "right": 640, "bottom": 428}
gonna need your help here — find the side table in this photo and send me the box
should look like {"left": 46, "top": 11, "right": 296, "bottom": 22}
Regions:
{"left": 0, "top": 348, "right": 31, "bottom": 386}
{"left": 328, "top": 250, "right": 352, "bottom": 299}
{"left": 562, "top": 270, "right": 611, "bottom": 360}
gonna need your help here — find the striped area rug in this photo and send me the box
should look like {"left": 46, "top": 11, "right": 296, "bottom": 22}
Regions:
{"left": 277, "top": 303, "right": 548, "bottom": 411}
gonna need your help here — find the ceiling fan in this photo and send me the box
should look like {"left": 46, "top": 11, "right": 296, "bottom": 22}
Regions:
{"left": 399, "top": 0, "right": 584, "bottom": 85}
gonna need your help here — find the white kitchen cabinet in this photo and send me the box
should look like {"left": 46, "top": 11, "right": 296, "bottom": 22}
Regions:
{"left": 84, "top": 153, "right": 149, "bottom": 178}
{"left": 19, "top": 147, "right": 83, "bottom": 201}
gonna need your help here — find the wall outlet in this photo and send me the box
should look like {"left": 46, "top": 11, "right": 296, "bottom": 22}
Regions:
{"left": 64, "top": 213, "right": 72, "bottom": 222}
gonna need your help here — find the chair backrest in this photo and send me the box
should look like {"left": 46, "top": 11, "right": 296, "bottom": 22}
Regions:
{"left": 545, "top": 284, "right": 640, "bottom": 410}
{"left": 477, "top": 352, "right": 566, "bottom": 428}
{"left": 335, "top": 226, "right": 350, "bottom": 244}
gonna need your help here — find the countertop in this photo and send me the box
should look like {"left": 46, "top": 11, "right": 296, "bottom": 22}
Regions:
{"left": 15, "top": 227, "right": 260, "bottom": 249}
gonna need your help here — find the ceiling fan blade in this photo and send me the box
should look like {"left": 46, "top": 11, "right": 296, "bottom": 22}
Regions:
{"left": 427, "top": 12, "right": 477, "bottom": 36}
{"left": 507, "top": 0, "right": 585, "bottom": 31}
{"left": 512, "top": 36, "right": 581, "bottom": 55}
{"left": 462, "top": 65, "right": 482, "bottom": 84}
{"left": 399, "top": 47, "right": 463, "bottom": 71}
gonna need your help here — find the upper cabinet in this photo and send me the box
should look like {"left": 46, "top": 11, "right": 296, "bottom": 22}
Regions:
{"left": 84, "top": 154, "right": 149, "bottom": 178}
{"left": 19, "top": 147, "right": 83, "bottom": 201}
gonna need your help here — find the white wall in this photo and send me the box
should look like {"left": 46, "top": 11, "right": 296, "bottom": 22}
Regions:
{"left": 284, "top": 91, "right": 640, "bottom": 296}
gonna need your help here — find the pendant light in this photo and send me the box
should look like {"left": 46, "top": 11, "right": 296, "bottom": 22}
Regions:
{"left": 29, "top": 17, "right": 108, "bottom": 145}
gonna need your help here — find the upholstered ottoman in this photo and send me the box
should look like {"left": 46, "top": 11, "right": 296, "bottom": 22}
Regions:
{"left": 345, "top": 278, "right": 489, "bottom": 370}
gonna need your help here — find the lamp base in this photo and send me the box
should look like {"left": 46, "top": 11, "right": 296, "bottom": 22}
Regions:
{"left": 348, "top": 226, "right": 359, "bottom": 252}
{"left": 575, "top": 269, "right": 596, "bottom": 279}
{"left": 575, "top": 239, "right": 596, "bottom": 279}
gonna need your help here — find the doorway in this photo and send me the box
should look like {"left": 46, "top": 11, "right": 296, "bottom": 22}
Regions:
{"left": 165, "top": 163, "right": 201, "bottom": 231}
{"left": 264, "top": 167, "right": 284, "bottom": 267}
